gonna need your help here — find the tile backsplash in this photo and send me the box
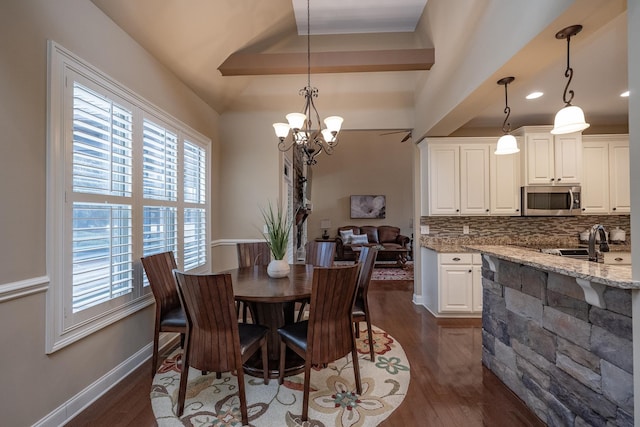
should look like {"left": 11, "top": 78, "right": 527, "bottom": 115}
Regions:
{"left": 420, "top": 215, "right": 631, "bottom": 242}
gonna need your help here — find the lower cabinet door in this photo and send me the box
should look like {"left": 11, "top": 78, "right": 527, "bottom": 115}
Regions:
{"left": 439, "top": 265, "right": 473, "bottom": 312}
{"left": 472, "top": 265, "right": 483, "bottom": 312}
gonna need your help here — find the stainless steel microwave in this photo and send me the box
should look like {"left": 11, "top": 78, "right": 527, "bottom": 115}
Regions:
{"left": 521, "top": 186, "right": 582, "bottom": 216}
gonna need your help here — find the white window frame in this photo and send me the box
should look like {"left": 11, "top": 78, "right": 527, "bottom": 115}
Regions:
{"left": 46, "top": 41, "right": 211, "bottom": 353}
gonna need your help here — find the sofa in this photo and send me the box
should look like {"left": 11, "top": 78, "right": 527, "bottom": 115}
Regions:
{"left": 335, "top": 225, "right": 410, "bottom": 261}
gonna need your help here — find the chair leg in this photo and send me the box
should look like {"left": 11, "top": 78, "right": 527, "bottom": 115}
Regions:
{"left": 296, "top": 300, "right": 308, "bottom": 322}
{"left": 151, "top": 327, "right": 160, "bottom": 378}
{"left": 351, "top": 346, "right": 362, "bottom": 395}
{"left": 302, "top": 362, "right": 312, "bottom": 421}
{"left": 177, "top": 345, "right": 191, "bottom": 417}
{"left": 261, "top": 338, "right": 269, "bottom": 384}
{"left": 278, "top": 340, "right": 287, "bottom": 385}
{"left": 237, "top": 367, "right": 249, "bottom": 425}
{"left": 354, "top": 320, "right": 361, "bottom": 338}
{"left": 366, "top": 317, "right": 375, "bottom": 361}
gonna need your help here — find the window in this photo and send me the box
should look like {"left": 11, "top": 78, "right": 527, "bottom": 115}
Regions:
{"left": 46, "top": 42, "right": 210, "bottom": 353}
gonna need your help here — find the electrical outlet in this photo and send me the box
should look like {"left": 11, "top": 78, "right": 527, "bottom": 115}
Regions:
{"left": 263, "top": 224, "right": 269, "bottom": 233}
{"left": 463, "top": 225, "right": 470, "bottom": 234}
{"left": 420, "top": 225, "right": 429, "bottom": 234}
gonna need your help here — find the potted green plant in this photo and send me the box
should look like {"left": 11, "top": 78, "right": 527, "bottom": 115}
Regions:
{"left": 260, "top": 201, "right": 292, "bottom": 278}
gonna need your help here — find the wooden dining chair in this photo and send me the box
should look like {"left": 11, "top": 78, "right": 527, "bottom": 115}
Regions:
{"left": 141, "top": 251, "right": 186, "bottom": 378}
{"left": 236, "top": 242, "right": 271, "bottom": 322}
{"left": 237, "top": 241, "right": 271, "bottom": 268}
{"left": 173, "top": 270, "right": 269, "bottom": 423}
{"left": 296, "top": 240, "right": 337, "bottom": 321}
{"left": 352, "top": 246, "right": 378, "bottom": 361}
{"left": 305, "top": 240, "right": 336, "bottom": 267}
{"left": 277, "top": 264, "right": 362, "bottom": 422}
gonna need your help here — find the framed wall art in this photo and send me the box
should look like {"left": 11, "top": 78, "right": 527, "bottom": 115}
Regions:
{"left": 350, "top": 195, "right": 386, "bottom": 219}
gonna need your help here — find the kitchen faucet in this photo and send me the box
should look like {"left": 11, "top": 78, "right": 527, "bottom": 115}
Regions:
{"left": 588, "top": 224, "right": 610, "bottom": 262}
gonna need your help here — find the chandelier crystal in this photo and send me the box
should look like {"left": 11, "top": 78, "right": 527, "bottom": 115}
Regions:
{"left": 272, "top": 0, "right": 343, "bottom": 165}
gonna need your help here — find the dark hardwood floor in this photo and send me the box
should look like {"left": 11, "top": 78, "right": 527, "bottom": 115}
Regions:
{"left": 66, "top": 280, "right": 544, "bottom": 427}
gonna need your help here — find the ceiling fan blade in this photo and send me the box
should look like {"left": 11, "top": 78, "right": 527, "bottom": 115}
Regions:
{"left": 400, "top": 132, "right": 412, "bottom": 143}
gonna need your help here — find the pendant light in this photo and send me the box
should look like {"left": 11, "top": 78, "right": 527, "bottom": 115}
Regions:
{"left": 495, "top": 76, "right": 519, "bottom": 155}
{"left": 550, "top": 25, "right": 590, "bottom": 135}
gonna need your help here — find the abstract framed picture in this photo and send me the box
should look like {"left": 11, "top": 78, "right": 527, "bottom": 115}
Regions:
{"left": 350, "top": 195, "right": 386, "bottom": 219}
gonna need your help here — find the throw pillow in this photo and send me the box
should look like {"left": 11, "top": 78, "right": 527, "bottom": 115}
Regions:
{"left": 350, "top": 234, "right": 369, "bottom": 245}
{"left": 339, "top": 229, "right": 354, "bottom": 244}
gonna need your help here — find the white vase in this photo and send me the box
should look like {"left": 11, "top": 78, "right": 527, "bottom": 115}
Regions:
{"left": 267, "top": 259, "right": 290, "bottom": 278}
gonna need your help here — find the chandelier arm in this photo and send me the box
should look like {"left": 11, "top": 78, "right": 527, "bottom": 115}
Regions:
{"left": 278, "top": 138, "right": 297, "bottom": 152}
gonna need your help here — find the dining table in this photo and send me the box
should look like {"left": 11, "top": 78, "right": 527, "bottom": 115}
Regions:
{"left": 225, "top": 263, "right": 314, "bottom": 378}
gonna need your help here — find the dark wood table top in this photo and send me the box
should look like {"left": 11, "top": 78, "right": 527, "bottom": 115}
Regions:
{"left": 224, "top": 264, "right": 314, "bottom": 303}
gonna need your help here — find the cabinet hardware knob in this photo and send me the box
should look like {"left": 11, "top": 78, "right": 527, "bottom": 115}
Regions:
{"left": 486, "top": 209, "right": 489, "bottom": 212}
{"left": 582, "top": 208, "right": 586, "bottom": 211}
{"left": 615, "top": 257, "right": 623, "bottom": 262}
{"left": 468, "top": 269, "right": 472, "bottom": 273}
{"left": 557, "top": 178, "right": 562, "bottom": 181}
{"left": 613, "top": 207, "right": 617, "bottom": 211}
{"left": 453, "top": 257, "right": 461, "bottom": 261}
{"left": 550, "top": 178, "right": 555, "bottom": 181}
{"left": 516, "top": 209, "right": 519, "bottom": 212}
{"left": 456, "top": 209, "right": 460, "bottom": 212}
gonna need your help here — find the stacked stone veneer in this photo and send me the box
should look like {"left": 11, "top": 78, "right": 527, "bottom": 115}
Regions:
{"left": 481, "top": 256, "right": 634, "bottom": 426}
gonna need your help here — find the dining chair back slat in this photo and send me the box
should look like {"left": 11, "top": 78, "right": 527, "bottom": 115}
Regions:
{"left": 140, "top": 251, "right": 186, "bottom": 378}
{"left": 305, "top": 241, "right": 336, "bottom": 267}
{"left": 173, "top": 271, "right": 269, "bottom": 423}
{"left": 277, "top": 264, "right": 361, "bottom": 421}
{"left": 237, "top": 242, "right": 271, "bottom": 268}
{"left": 353, "top": 246, "right": 379, "bottom": 361}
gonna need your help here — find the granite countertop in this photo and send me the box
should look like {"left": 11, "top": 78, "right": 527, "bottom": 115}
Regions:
{"left": 464, "top": 244, "right": 638, "bottom": 290}
{"left": 420, "top": 235, "right": 632, "bottom": 254}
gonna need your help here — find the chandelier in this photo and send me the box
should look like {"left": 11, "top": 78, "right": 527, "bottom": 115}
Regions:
{"left": 272, "top": 0, "right": 343, "bottom": 165}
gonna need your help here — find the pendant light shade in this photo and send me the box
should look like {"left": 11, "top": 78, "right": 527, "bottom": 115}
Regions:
{"left": 495, "top": 76, "right": 519, "bottom": 155}
{"left": 551, "top": 25, "right": 589, "bottom": 135}
{"left": 495, "top": 134, "right": 519, "bottom": 155}
{"left": 550, "top": 105, "right": 590, "bottom": 135}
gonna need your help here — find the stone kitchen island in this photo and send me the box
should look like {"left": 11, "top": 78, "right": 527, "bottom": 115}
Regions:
{"left": 465, "top": 245, "right": 638, "bottom": 427}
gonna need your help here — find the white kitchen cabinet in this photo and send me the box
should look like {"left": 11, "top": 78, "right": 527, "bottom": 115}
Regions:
{"left": 428, "top": 144, "right": 460, "bottom": 215}
{"left": 490, "top": 141, "right": 521, "bottom": 215}
{"left": 438, "top": 253, "right": 482, "bottom": 315}
{"left": 609, "top": 139, "right": 630, "bottom": 213}
{"left": 428, "top": 140, "right": 490, "bottom": 215}
{"left": 581, "top": 135, "right": 629, "bottom": 215}
{"left": 518, "top": 127, "right": 582, "bottom": 185}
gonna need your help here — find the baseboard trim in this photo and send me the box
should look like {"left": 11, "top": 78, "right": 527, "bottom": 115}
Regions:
{"left": 412, "top": 293, "right": 424, "bottom": 306}
{"left": 34, "top": 333, "right": 177, "bottom": 427}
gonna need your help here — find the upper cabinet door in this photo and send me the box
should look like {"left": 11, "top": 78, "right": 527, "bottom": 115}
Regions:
{"left": 429, "top": 145, "right": 460, "bottom": 215}
{"left": 554, "top": 132, "right": 582, "bottom": 184}
{"left": 523, "top": 129, "right": 582, "bottom": 185}
{"left": 525, "top": 132, "right": 555, "bottom": 185}
{"left": 609, "top": 140, "right": 630, "bottom": 214}
{"left": 581, "top": 141, "right": 610, "bottom": 214}
{"left": 460, "top": 144, "right": 490, "bottom": 215}
{"left": 490, "top": 142, "right": 521, "bottom": 215}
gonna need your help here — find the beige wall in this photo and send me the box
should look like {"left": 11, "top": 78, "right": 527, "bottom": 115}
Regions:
{"left": 0, "top": 1, "right": 219, "bottom": 425}
{"left": 307, "top": 130, "right": 414, "bottom": 242}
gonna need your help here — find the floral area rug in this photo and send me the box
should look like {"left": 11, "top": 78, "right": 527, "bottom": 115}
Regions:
{"left": 151, "top": 325, "right": 409, "bottom": 426}
{"left": 335, "top": 261, "right": 414, "bottom": 281}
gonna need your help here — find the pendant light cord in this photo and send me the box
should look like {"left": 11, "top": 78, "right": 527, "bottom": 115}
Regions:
{"left": 562, "top": 35, "right": 575, "bottom": 106}
{"left": 307, "top": 0, "right": 311, "bottom": 89}
{"left": 502, "top": 83, "right": 511, "bottom": 133}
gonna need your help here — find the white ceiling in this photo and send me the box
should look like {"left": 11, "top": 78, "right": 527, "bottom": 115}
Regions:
{"left": 292, "top": 0, "right": 428, "bottom": 35}
{"left": 90, "top": 0, "right": 629, "bottom": 136}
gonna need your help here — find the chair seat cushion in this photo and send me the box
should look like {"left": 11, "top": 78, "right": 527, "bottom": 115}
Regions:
{"left": 277, "top": 320, "right": 309, "bottom": 352}
{"left": 238, "top": 323, "right": 269, "bottom": 353}
{"left": 160, "top": 306, "right": 186, "bottom": 329}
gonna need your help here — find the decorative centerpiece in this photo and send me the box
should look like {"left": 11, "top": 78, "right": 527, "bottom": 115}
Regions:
{"left": 260, "top": 201, "right": 292, "bottom": 278}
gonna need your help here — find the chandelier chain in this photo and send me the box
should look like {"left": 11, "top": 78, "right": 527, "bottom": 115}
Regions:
{"left": 562, "top": 33, "right": 575, "bottom": 106}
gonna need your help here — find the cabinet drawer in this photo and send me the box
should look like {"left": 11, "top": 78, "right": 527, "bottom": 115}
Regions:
{"left": 603, "top": 252, "right": 632, "bottom": 265}
{"left": 440, "top": 253, "right": 473, "bottom": 264}
{"left": 472, "top": 253, "right": 482, "bottom": 264}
